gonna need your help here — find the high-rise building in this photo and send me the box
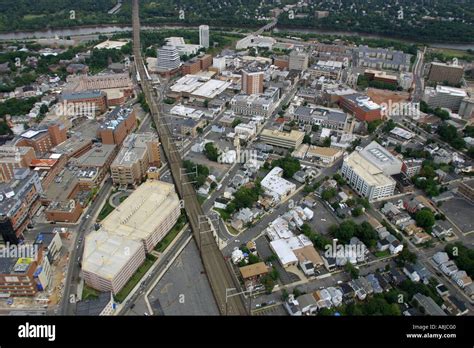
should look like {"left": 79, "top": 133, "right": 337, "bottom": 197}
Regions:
{"left": 157, "top": 45, "right": 181, "bottom": 71}
{"left": 241, "top": 69, "right": 264, "bottom": 95}
{"left": 199, "top": 25, "right": 210, "bottom": 49}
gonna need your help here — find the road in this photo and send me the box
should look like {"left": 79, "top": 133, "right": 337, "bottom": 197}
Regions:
{"left": 57, "top": 178, "right": 113, "bottom": 315}
{"left": 132, "top": 0, "right": 247, "bottom": 315}
{"left": 411, "top": 47, "right": 426, "bottom": 103}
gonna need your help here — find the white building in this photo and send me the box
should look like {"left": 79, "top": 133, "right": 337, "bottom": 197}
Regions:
{"left": 199, "top": 25, "right": 210, "bottom": 49}
{"left": 359, "top": 141, "right": 402, "bottom": 176}
{"left": 341, "top": 151, "right": 396, "bottom": 202}
{"left": 82, "top": 181, "right": 181, "bottom": 294}
{"left": 423, "top": 85, "right": 468, "bottom": 112}
{"left": 157, "top": 45, "right": 181, "bottom": 71}
{"left": 261, "top": 167, "right": 296, "bottom": 202}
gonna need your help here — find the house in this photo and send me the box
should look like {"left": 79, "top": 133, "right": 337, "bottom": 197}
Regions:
{"left": 386, "top": 234, "right": 403, "bottom": 254}
{"left": 447, "top": 296, "right": 469, "bottom": 316}
{"left": 432, "top": 221, "right": 453, "bottom": 239}
{"left": 389, "top": 268, "right": 407, "bottom": 285}
{"left": 403, "top": 264, "right": 421, "bottom": 282}
{"left": 296, "top": 293, "right": 318, "bottom": 315}
{"left": 451, "top": 270, "right": 472, "bottom": 289}
{"left": 413, "top": 262, "right": 432, "bottom": 284}
{"left": 349, "top": 279, "right": 367, "bottom": 300}
{"left": 413, "top": 232, "right": 433, "bottom": 245}
{"left": 403, "top": 223, "right": 423, "bottom": 236}
{"left": 440, "top": 260, "right": 458, "bottom": 276}
{"left": 463, "top": 283, "right": 474, "bottom": 300}
{"left": 339, "top": 283, "right": 355, "bottom": 301}
{"left": 375, "top": 273, "right": 392, "bottom": 292}
{"left": 412, "top": 293, "right": 446, "bottom": 316}
{"left": 284, "top": 294, "right": 302, "bottom": 316}
{"left": 432, "top": 252, "right": 449, "bottom": 265}
{"left": 366, "top": 274, "right": 383, "bottom": 294}
{"left": 322, "top": 256, "right": 337, "bottom": 272}
{"left": 327, "top": 287, "right": 343, "bottom": 307}
{"left": 239, "top": 262, "right": 269, "bottom": 290}
{"left": 293, "top": 170, "right": 307, "bottom": 184}
{"left": 435, "top": 283, "right": 449, "bottom": 296}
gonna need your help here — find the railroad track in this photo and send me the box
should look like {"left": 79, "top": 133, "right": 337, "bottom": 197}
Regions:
{"left": 131, "top": 0, "right": 247, "bottom": 315}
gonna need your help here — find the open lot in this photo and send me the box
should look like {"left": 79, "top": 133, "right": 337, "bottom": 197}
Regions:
{"left": 438, "top": 195, "right": 474, "bottom": 235}
{"left": 148, "top": 240, "right": 219, "bottom": 316}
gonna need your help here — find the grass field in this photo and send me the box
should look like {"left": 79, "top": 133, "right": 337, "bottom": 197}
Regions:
{"left": 114, "top": 255, "right": 157, "bottom": 303}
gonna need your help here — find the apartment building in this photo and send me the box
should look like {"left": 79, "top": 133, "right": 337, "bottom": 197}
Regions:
{"left": 59, "top": 90, "right": 108, "bottom": 116}
{"left": 353, "top": 46, "right": 411, "bottom": 72}
{"left": 428, "top": 62, "right": 464, "bottom": 85}
{"left": 110, "top": 133, "right": 161, "bottom": 187}
{"left": 157, "top": 45, "right": 181, "bottom": 71}
{"left": 14, "top": 123, "right": 67, "bottom": 155}
{"left": 289, "top": 50, "right": 309, "bottom": 71}
{"left": 241, "top": 68, "right": 264, "bottom": 95}
{"left": 99, "top": 107, "right": 137, "bottom": 146}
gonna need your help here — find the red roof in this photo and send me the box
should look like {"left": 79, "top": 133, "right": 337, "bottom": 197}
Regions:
{"left": 30, "top": 159, "right": 57, "bottom": 168}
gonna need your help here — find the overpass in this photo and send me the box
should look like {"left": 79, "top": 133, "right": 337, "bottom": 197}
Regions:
{"left": 131, "top": 0, "right": 247, "bottom": 315}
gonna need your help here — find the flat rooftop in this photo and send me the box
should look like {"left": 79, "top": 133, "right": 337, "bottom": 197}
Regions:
{"left": 112, "top": 133, "right": 158, "bottom": 167}
{"left": 345, "top": 151, "right": 395, "bottom": 187}
{"left": 73, "top": 144, "right": 116, "bottom": 168}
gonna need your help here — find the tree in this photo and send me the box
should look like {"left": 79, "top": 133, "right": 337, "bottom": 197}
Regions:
{"left": 351, "top": 206, "right": 363, "bottom": 217}
{"left": 345, "top": 263, "right": 359, "bottom": 279}
{"left": 303, "top": 134, "right": 312, "bottom": 144}
{"left": 322, "top": 136, "right": 331, "bottom": 147}
{"left": 321, "top": 188, "right": 337, "bottom": 201}
{"left": 271, "top": 156, "right": 301, "bottom": 179}
{"left": 396, "top": 248, "right": 417, "bottom": 266}
{"left": 415, "top": 209, "right": 435, "bottom": 229}
{"left": 204, "top": 142, "right": 219, "bottom": 162}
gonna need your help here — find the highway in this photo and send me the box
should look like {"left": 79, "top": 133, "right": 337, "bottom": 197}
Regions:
{"left": 131, "top": 0, "right": 247, "bottom": 315}
{"left": 411, "top": 48, "right": 426, "bottom": 102}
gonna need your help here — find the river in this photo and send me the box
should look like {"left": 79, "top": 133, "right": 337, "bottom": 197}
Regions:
{"left": 0, "top": 24, "right": 473, "bottom": 51}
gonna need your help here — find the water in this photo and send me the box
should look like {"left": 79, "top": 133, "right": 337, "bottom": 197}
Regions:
{"left": 0, "top": 25, "right": 473, "bottom": 51}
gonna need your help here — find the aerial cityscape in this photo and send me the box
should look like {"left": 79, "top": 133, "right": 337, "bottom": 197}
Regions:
{"left": 0, "top": 1, "right": 473, "bottom": 337}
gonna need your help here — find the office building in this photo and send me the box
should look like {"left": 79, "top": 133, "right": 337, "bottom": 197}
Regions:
{"left": 402, "top": 159, "right": 423, "bottom": 177}
{"left": 82, "top": 181, "right": 181, "bottom": 294}
{"left": 359, "top": 141, "right": 402, "bottom": 176}
{"left": 260, "top": 129, "right": 305, "bottom": 149}
{"left": 339, "top": 93, "right": 382, "bottom": 122}
{"left": 241, "top": 68, "right": 264, "bottom": 95}
{"left": 341, "top": 151, "right": 396, "bottom": 202}
{"left": 0, "top": 146, "right": 36, "bottom": 183}
{"left": 157, "top": 45, "right": 181, "bottom": 71}
{"left": 423, "top": 85, "right": 467, "bottom": 112}
{"left": 428, "top": 62, "right": 464, "bottom": 85}
{"left": 199, "top": 25, "right": 210, "bottom": 49}
{"left": 231, "top": 87, "right": 280, "bottom": 118}
{"left": 110, "top": 133, "right": 161, "bottom": 187}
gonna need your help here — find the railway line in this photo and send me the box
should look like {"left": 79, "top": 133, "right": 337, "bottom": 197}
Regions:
{"left": 131, "top": 0, "right": 247, "bottom": 315}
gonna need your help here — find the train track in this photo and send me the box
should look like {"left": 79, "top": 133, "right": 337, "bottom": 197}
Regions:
{"left": 131, "top": 0, "right": 247, "bottom": 315}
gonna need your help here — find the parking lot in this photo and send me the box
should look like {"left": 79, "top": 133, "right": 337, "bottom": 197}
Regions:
{"left": 439, "top": 195, "right": 474, "bottom": 235}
